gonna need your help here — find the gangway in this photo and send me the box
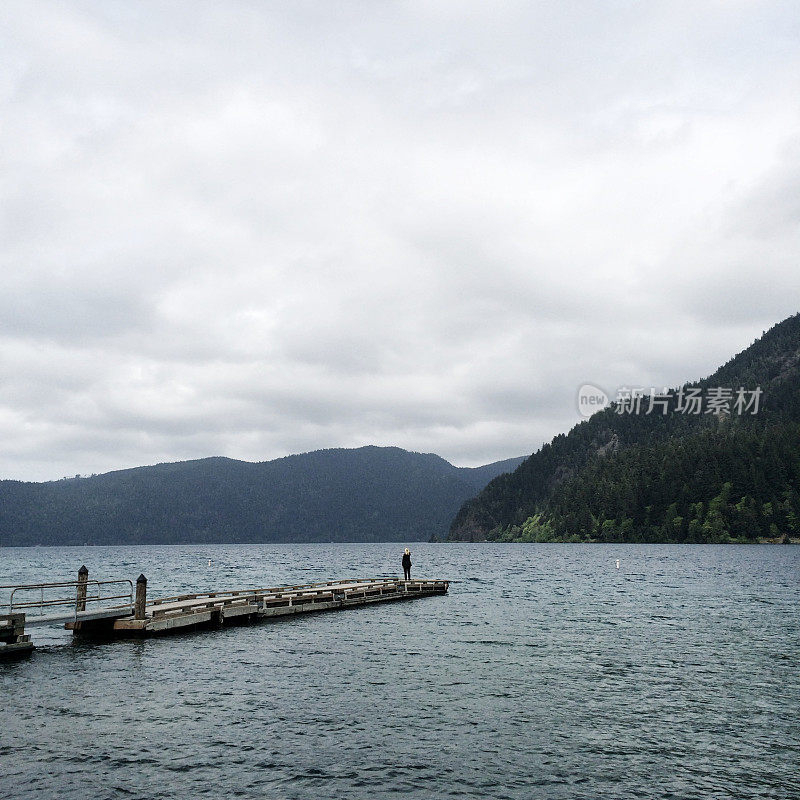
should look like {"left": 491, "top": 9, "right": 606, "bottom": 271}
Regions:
{"left": 1, "top": 567, "right": 134, "bottom": 656}
{"left": 2, "top": 576, "right": 134, "bottom": 626}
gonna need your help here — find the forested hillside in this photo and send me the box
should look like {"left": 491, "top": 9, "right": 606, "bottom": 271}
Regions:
{"left": 448, "top": 313, "right": 800, "bottom": 543}
{"left": 0, "top": 447, "right": 523, "bottom": 546}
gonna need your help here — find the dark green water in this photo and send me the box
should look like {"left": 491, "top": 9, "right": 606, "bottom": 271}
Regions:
{"left": 1, "top": 543, "right": 798, "bottom": 799}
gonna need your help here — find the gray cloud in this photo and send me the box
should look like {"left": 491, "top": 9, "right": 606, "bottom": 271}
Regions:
{"left": 1, "top": 1, "right": 799, "bottom": 481}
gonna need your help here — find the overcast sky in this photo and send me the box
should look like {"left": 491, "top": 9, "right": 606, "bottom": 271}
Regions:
{"left": 1, "top": 1, "right": 799, "bottom": 482}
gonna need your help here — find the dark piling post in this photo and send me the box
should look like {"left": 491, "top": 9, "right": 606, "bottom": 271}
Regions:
{"left": 135, "top": 574, "right": 147, "bottom": 620}
{"left": 76, "top": 565, "right": 89, "bottom": 612}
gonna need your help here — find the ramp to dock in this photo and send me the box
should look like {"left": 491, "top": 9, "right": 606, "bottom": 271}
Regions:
{"left": 1, "top": 570, "right": 135, "bottom": 656}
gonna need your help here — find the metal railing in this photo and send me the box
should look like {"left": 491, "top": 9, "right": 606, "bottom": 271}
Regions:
{"left": 1, "top": 579, "right": 134, "bottom": 621}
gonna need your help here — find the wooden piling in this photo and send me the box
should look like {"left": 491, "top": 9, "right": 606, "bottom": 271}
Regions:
{"left": 76, "top": 565, "right": 89, "bottom": 612}
{"left": 135, "top": 574, "right": 147, "bottom": 620}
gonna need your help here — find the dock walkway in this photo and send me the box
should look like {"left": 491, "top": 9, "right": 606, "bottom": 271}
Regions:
{"left": 105, "top": 577, "right": 449, "bottom": 635}
{"left": 2, "top": 574, "right": 449, "bottom": 655}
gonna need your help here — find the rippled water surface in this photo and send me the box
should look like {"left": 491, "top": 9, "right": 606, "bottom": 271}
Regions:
{"left": 1, "top": 543, "right": 798, "bottom": 799}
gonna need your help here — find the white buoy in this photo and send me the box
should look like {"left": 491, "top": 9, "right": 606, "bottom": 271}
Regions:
{"left": 615, "top": 559, "right": 620, "bottom": 569}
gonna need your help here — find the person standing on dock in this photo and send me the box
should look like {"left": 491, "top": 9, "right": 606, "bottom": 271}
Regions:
{"left": 402, "top": 548, "right": 412, "bottom": 580}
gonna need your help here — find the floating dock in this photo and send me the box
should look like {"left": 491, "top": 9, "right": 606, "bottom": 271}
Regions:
{"left": 71, "top": 577, "right": 449, "bottom": 636}
{"left": 1, "top": 570, "right": 449, "bottom": 655}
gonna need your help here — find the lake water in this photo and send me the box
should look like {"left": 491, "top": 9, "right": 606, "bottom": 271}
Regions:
{"left": 1, "top": 543, "right": 798, "bottom": 800}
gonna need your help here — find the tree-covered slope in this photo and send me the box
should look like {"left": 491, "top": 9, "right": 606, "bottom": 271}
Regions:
{"left": 0, "top": 446, "right": 522, "bottom": 546}
{"left": 448, "top": 313, "right": 800, "bottom": 543}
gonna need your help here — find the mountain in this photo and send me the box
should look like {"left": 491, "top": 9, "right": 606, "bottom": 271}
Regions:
{"left": 0, "top": 446, "right": 523, "bottom": 546}
{"left": 457, "top": 456, "right": 527, "bottom": 489}
{"left": 448, "top": 313, "right": 800, "bottom": 544}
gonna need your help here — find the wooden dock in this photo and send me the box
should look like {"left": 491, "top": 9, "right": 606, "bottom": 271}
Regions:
{"left": 1, "top": 571, "right": 449, "bottom": 654}
{"left": 78, "top": 577, "right": 450, "bottom": 636}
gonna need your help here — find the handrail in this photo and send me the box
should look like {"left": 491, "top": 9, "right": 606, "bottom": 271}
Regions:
{"left": 5, "top": 579, "right": 134, "bottom": 619}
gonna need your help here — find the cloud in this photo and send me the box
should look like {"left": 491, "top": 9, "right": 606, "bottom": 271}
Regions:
{"left": 0, "top": 1, "right": 799, "bottom": 480}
